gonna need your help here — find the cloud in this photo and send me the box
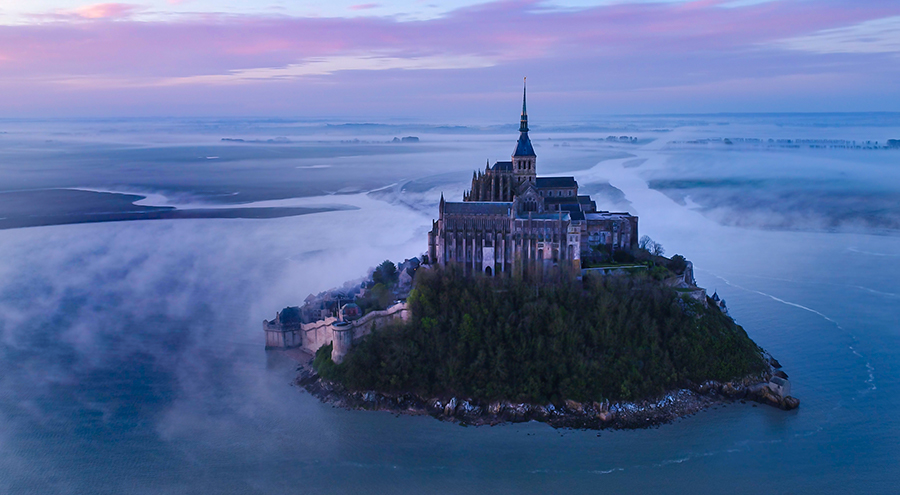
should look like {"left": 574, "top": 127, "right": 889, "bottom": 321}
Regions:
{"left": 349, "top": 3, "right": 381, "bottom": 11}
{"left": 0, "top": 0, "right": 899, "bottom": 115}
{"left": 0, "top": 184, "right": 433, "bottom": 488}
{"left": 775, "top": 15, "right": 900, "bottom": 55}
{"left": 72, "top": 3, "right": 143, "bottom": 19}
{"left": 5, "top": 1, "right": 894, "bottom": 78}
{"left": 160, "top": 53, "right": 496, "bottom": 85}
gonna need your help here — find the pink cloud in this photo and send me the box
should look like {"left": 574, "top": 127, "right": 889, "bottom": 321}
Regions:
{"left": 6, "top": 1, "right": 896, "bottom": 77}
{"left": 72, "top": 3, "right": 142, "bottom": 19}
{"left": 1, "top": 0, "right": 899, "bottom": 116}
{"left": 349, "top": 3, "right": 380, "bottom": 11}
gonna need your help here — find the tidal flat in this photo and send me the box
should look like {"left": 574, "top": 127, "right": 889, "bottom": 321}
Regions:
{"left": 0, "top": 115, "right": 898, "bottom": 493}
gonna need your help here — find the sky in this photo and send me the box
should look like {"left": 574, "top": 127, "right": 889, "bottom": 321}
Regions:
{"left": 0, "top": 0, "right": 898, "bottom": 119}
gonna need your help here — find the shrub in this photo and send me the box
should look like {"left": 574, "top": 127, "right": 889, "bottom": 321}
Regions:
{"left": 612, "top": 249, "right": 635, "bottom": 263}
{"left": 373, "top": 260, "right": 398, "bottom": 287}
{"left": 668, "top": 254, "right": 688, "bottom": 274}
{"left": 280, "top": 306, "right": 301, "bottom": 325}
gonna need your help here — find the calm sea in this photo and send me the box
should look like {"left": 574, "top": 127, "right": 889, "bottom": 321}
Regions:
{"left": 0, "top": 115, "right": 898, "bottom": 493}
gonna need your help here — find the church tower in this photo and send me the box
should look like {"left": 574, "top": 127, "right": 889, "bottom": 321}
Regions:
{"left": 512, "top": 78, "right": 536, "bottom": 187}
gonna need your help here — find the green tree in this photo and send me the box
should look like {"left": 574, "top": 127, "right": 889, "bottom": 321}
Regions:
{"left": 668, "top": 254, "right": 688, "bottom": 274}
{"left": 280, "top": 306, "right": 301, "bottom": 324}
{"left": 314, "top": 266, "right": 766, "bottom": 403}
{"left": 373, "top": 260, "right": 398, "bottom": 286}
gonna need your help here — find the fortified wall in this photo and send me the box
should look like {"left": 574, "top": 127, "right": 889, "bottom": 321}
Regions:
{"left": 264, "top": 302, "right": 410, "bottom": 363}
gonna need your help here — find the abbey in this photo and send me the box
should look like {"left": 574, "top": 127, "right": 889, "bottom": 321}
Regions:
{"left": 428, "top": 81, "right": 638, "bottom": 276}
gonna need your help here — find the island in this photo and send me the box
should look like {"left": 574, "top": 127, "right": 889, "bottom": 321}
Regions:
{"left": 265, "top": 81, "right": 799, "bottom": 429}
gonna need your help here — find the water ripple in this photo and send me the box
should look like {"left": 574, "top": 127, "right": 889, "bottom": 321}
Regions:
{"left": 704, "top": 272, "right": 877, "bottom": 394}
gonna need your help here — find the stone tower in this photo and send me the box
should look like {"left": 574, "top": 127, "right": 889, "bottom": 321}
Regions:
{"left": 512, "top": 78, "right": 536, "bottom": 188}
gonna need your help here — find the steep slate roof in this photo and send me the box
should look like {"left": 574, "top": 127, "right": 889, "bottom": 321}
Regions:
{"left": 577, "top": 195, "right": 597, "bottom": 212}
{"left": 492, "top": 161, "right": 513, "bottom": 171}
{"left": 443, "top": 202, "right": 512, "bottom": 216}
{"left": 558, "top": 203, "right": 585, "bottom": 221}
{"left": 536, "top": 177, "right": 578, "bottom": 188}
{"left": 513, "top": 133, "right": 535, "bottom": 157}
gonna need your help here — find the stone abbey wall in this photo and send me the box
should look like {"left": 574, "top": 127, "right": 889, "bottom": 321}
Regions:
{"left": 264, "top": 302, "right": 410, "bottom": 359}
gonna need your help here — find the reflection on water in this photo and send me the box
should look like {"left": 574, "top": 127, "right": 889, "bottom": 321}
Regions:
{"left": 0, "top": 115, "right": 899, "bottom": 493}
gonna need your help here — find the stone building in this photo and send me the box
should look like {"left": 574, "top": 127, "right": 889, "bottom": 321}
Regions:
{"left": 768, "top": 376, "right": 791, "bottom": 399}
{"left": 264, "top": 302, "right": 410, "bottom": 360}
{"left": 428, "top": 80, "right": 638, "bottom": 276}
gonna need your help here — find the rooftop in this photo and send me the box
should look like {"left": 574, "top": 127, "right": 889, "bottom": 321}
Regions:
{"left": 559, "top": 203, "right": 586, "bottom": 221}
{"left": 443, "top": 202, "right": 512, "bottom": 216}
{"left": 536, "top": 177, "right": 578, "bottom": 188}
{"left": 585, "top": 212, "right": 633, "bottom": 221}
{"left": 513, "top": 132, "right": 535, "bottom": 157}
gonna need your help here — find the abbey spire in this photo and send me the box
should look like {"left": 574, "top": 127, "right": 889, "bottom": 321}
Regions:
{"left": 512, "top": 77, "right": 536, "bottom": 185}
{"left": 519, "top": 77, "right": 529, "bottom": 133}
{"left": 428, "top": 78, "right": 639, "bottom": 279}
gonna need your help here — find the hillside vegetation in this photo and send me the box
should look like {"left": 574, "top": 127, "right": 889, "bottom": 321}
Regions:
{"left": 314, "top": 266, "right": 767, "bottom": 403}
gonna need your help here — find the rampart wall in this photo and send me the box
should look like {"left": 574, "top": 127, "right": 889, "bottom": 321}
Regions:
{"left": 264, "top": 302, "right": 410, "bottom": 356}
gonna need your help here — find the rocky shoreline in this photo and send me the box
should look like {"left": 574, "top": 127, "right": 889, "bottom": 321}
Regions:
{"left": 294, "top": 359, "right": 799, "bottom": 430}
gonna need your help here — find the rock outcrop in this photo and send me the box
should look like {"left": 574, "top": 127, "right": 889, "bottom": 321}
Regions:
{"left": 294, "top": 364, "right": 799, "bottom": 430}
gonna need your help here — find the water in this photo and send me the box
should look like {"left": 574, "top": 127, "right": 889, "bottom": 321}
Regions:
{"left": 0, "top": 115, "right": 898, "bottom": 493}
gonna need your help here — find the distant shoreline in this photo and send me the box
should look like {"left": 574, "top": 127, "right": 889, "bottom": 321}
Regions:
{"left": 0, "top": 206, "right": 352, "bottom": 230}
{"left": 0, "top": 188, "right": 358, "bottom": 230}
